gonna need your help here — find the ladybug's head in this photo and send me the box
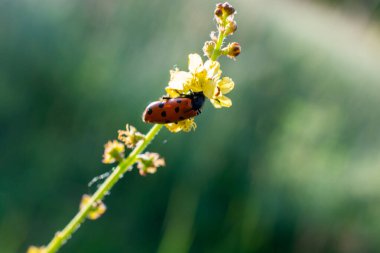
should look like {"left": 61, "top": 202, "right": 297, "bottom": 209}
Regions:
{"left": 191, "top": 92, "right": 205, "bottom": 110}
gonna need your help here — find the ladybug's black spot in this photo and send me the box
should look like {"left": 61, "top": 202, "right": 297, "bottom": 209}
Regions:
{"left": 179, "top": 116, "right": 184, "bottom": 120}
{"left": 161, "top": 111, "right": 167, "bottom": 117}
{"left": 159, "top": 103, "right": 165, "bottom": 108}
{"left": 165, "top": 120, "right": 170, "bottom": 123}
{"left": 147, "top": 108, "right": 153, "bottom": 115}
{"left": 176, "top": 99, "right": 182, "bottom": 103}
{"left": 175, "top": 107, "right": 180, "bottom": 113}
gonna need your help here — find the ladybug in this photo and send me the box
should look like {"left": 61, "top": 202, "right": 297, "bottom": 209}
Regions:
{"left": 143, "top": 92, "right": 205, "bottom": 124}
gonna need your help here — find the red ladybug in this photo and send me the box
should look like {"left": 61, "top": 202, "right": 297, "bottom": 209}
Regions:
{"left": 143, "top": 92, "right": 205, "bottom": 124}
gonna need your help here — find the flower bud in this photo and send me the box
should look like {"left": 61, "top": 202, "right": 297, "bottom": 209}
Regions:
{"left": 214, "top": 2, "right": 236, "bottom": 25}
{"left": 203, "top": 41, "right": 216, "bottom": 59}
{"left": 118, "top": 124, "right": 145, "bottom": 149}
{"left": 225, "top": 42, "right": 241, "bottom": 59}
{"left": 136, "top": 152, "right": 165, "bottom": 176}
{"left": 80, "top": 194, "right": 107, "bottom": 220}
{"left": 222, "top": 2, "right": 235, "bottom": 16}
{"left": 102, "top": 140, "right": 125, "bottom": 164}
{"left": 214, "top": 9, "right": 223, "bottom": 25}
{"left": 225, "top": 20, "right": 237, "bottom": 36}
{"left": 214, "top": 6, "right": 223, "bottom": 18}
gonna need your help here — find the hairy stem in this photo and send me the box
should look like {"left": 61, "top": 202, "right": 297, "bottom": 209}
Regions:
{"left": 44, "top": 124, "right": 163, "bottom": 253}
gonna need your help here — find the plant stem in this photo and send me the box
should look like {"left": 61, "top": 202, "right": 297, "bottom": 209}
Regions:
{"left": 44, "top": 124, "right": 163, "bottom": 253}
{"left": 211, "top": 30, "right": 225, "bottom": 61}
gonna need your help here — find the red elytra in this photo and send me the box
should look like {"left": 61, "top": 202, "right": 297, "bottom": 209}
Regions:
{"left": 143, "top": 92, "right": 205, "bottom": 124}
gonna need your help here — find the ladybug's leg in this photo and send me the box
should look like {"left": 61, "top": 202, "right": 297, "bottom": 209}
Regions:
{"left": 160, "top": 96, "right": 171, "bottom": 100}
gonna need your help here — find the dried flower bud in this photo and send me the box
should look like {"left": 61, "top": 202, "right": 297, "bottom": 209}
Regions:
{"left": 118, "top": 124, "right": 145, "bottom": 148}
{"left": 136, "top": 152, "right": 165, "bottom": 176}
{"left": 214, "top": 2, "right": 236, "bottom": 25}
{"left": 80, "top": 194, "right": 107, "bottom": 220}
{"left": 225, "top": 42, "right": 241, "bottom": 59}
{"left": 102, "top": 140, "right": 125, "bottom": 164}
{"left": 27, "top": 246, "right": 46, "bottom": 253}
{"left": 203, "top": 41, "right": 216, "bottom": 59}
{"left": 214, "top": 3, "right": 224, "bottom": 25}
{"left": 223, "top": 2, "right": 235, "bottom": 15}
{"left": 214, "top": 7, "right": 223, "bottom": 18}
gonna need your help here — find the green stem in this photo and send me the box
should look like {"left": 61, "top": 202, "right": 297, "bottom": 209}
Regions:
{"left": 44, "top": 124, "right": 163, "bottom": 253}
{"left": 211, "top": 30, "right": 225, "bottom": 61}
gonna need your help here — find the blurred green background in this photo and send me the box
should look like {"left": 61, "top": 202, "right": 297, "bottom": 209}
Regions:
{"left": 1, "top": 0, "right": 380, "bottom": 252}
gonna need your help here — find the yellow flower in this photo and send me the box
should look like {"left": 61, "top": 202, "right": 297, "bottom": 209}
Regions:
{"left": 136, "top": 152, "right": 165, "bottom": 176}
{"left": 210, "top": 77, "right": 234, "bottom": 108}
{"left": 102, "top": 140, "right": 125, "bottom": 164}
{"left": 80, "top": 194, "right": 107, "bottom": 220}
{"left": 166, "top": 69, "right": 193, "bottom": 98}
{"left": 165, "top": 53, "right": 234, "bottom": 109}
{"left": 165, "top": 118, "right": 197, "bottom": 133}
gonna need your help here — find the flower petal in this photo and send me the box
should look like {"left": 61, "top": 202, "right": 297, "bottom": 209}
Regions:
{"left": 204, "top": 60, "right": 221, "bottom": 80}
{"left": 188, "top": 54, "right": 203, "bottom": 73}
{"left": 218, "top": 95, "right": 233, "bottom": 107}
{"left": 165, "top": 87, "right": 182, "bottom": 98}
{"left": 211, "top": 95, "right": 232, "bottom": 108}
{"left": 168, "top": 69, "right": 192, "bottom": 90}
{"left": 210, "top": 99, "right": 222, "bottom": 108}
{"left": 185, "top": 79, "right": 203, "bottom": 93}
{"left": 217, "top": 77, "right": 234, "bottom": 94}
{"left": 202, "top": 79, "right": 217, "bottom": 99}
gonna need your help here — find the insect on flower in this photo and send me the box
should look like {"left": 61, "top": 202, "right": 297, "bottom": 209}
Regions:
{"left": 142, "top": 92, "right": 205, "bottom": 124}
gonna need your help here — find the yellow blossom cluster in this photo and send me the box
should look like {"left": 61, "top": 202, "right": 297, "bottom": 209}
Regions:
{"left": 159, "top": 2, "right": 239, "bottom": 133}
{"left": 166, "top": 54, "right": 234, "bottom": 108}
{"left": 163, "top": 54, "right": 234, "bottom": 132}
